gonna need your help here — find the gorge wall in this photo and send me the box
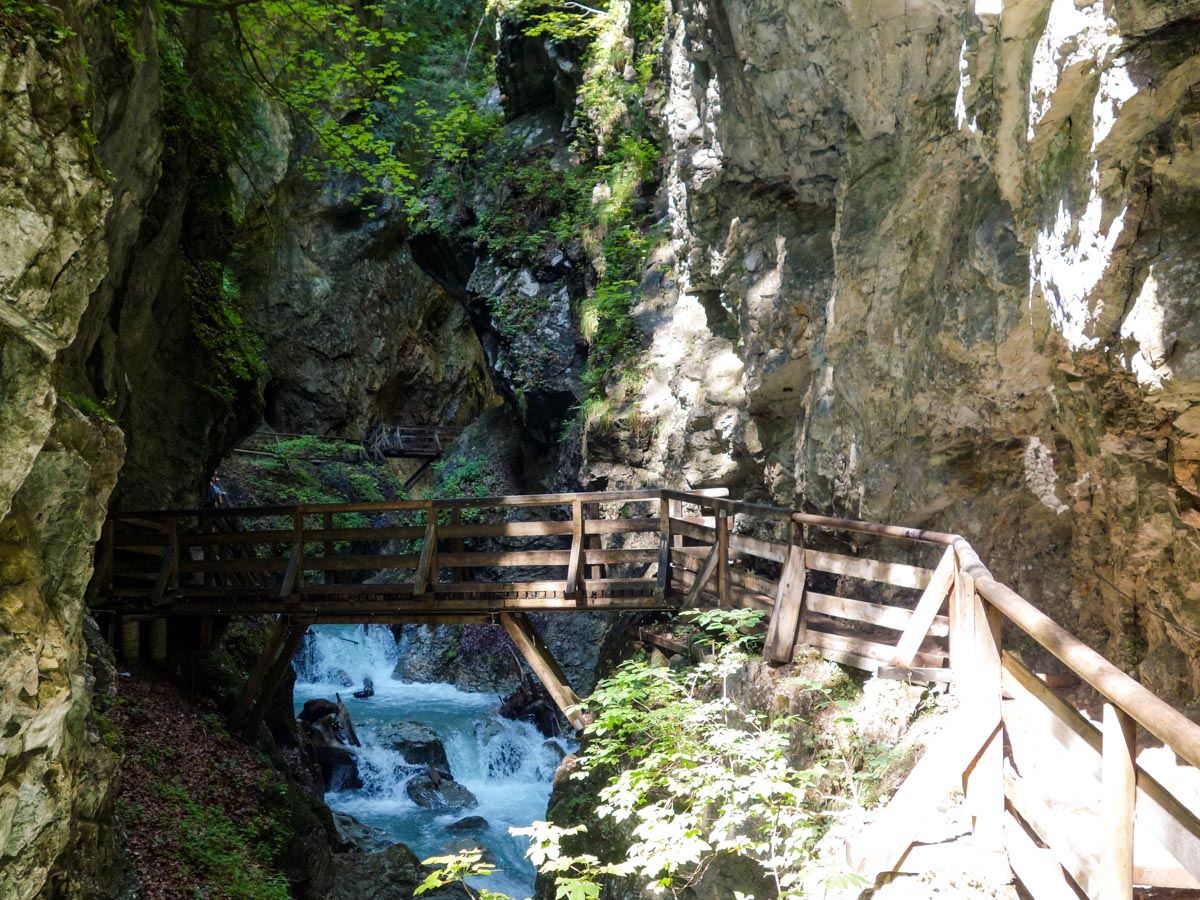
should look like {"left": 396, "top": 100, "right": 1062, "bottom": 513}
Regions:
{"left": 4, "top": 0, "right": 1200, "bottom": 894}
{"left": 581, "top": 0, "right": 1200, "bottom": 707}
{"left": 0, "top": 2, "right": 495, "bottom": 894}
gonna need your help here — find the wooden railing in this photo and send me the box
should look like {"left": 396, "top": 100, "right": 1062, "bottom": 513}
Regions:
{"left": 98, "top": 489, "right": 732, "bottom": 618}
{"left": 95, "top": 488, "right": 1200, "bottom": 897}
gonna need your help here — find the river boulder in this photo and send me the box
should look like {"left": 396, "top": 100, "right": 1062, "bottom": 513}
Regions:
{"left": 299, "top": 698, "right": 340, "bottom": 723}
{"left": 445, "top": 815, "right": 489, "bottom": 833}
{"left": 315, "top": 743, "right": 363, "bottom": 792}
{"left": 377, "top": 721, "right": 450, "bottom": 769}
{"left": 330, "top": 841, "right": 471, "bottom": 899}
{"left": 498, "top": 682, "right": 561, "bottom": 738}
{"left": 406, "top": 769, "right": 477, "bottom": 810}
{"left": 332, "top": 812, "right": 392, "bottom": 853}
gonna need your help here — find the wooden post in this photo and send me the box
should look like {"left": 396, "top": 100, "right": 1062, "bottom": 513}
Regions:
{"left": 958, "top": 564, "right": 1004, "bottom": 849}
{"left": 451, "top": 508, "right": 467, "bottom": 582}
{"left": 150, "top": 550, "right": 171, "bottom": 603}
{"left": 413, "top": 504, "right": 437, "bottom": 596}
{"left": 846, "top": 705, "right": 1000, "bottom": 878}
{"left": 1101, "top": 703, "right": 1137, "bottom": 900}
{"left": 245, "top": 623, "right": 310, "bottom": 730}
{"left": 683, "top": 543, "right": 720, "bottom": 608}
{"left": 890, "top": 545, "right": 955, "bottom": 666}
{"left": 669, "top": 499, "right": 683, "bottom": 548}
{"left": 585, "top": 502, "right": 605, "bottom": 580}
{"left": 96, "top": 519, "right": 114, "bottom": 597}
{"left": 231, "top": 618, "right": 290, "bottom": 725}
{"left": 656, "top": 495, "right": 672, "bottom": 598}
{"left": 324, "top": 511, "right": 336, "bottom": 586}
{"left": 565, "top": 499, "right": 586, "bottom": 601}
{"left": 716, "top": 509, "right": 730, "bottom": 609}
{"left": 500, "top": 612, "right": 586, "bottom": 730}
{"left": 120, "top": 617, "right": 141, "bottom": 662}
{"left": 280, "top": 511, "right": 304, "bottom": 598}
{"left": 198, "top": 616, "right": 213, "bottom": 653}
{"left": 150, "top": 617, "right": 168, "bottom": 662}
{"left": 167, "top": 519, "right": 179, "bottom": 591}
{"left": 764, "top": 521, "right": 806, "bottom": 664}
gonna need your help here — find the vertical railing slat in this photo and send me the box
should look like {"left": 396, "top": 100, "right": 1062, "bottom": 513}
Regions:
{"left": 656, "top": 494, "right": 672, "bottom": 598}
{"left": 1101, "top": 703, "right": 1137, "bottom": 900}
{"left": 959, "top": 560, "right": 1004, "bottom": 849}
{"left": 323, "top": 510, "right": 336, "bottom": 586}
{"left": 716, "top": 509, "right": 730, "bottom": 609}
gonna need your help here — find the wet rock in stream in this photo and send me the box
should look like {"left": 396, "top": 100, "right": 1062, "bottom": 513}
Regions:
{"left": 330, "top": 842, "right": 471, "bottom": 900}
{"left": 377, "top": 721, "right": 450, "bottom": 769}
{"left": 406, "top": 769, "right": 478, "bottom": 810}
{"left": 445, "top": 815, "right": 489, "bottom": 833}
{"left": 299, "top": 698, "right": 340, "bottom": 723}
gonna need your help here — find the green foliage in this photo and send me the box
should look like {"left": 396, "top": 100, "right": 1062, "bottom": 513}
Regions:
{"left": 415, "top": 849, "right": 514, "bottom": 899}
{"left": 0, "top": 0, "right": 72, "bottom": 44}
{"left": 99, "top": 0, "right": 145, "bottom": 61}
{"left": 62, "top": 391, "right": 117, "bottom": 424}
{"left": 534, "top": 637, "right": 855, "bottom": 897}
{"left": 92, "top": 709, "right": 123, "bottom": 752}
{"left": 430, "top": 450, "right": 503, "bottom": 521}
{"left": 272, "top": 435, "right": 356, "bottom": 460}
{"left": 682, "top": 607, "right": 766, "bottom": 651}
{"left": 515, "top": 822, "right": 631, "bottom": 899}
{"left": 176, "top": 798, "right": 289, "bottom": 899}
{"left": 158, "top": 10, "right": 267, "bottom": 412}
{"left": 116, "top": 674, "right": 298, "bottom": 900}
{"left": 411, "top": 0, "right": 665, "bottom": 408}
{"left": 174, "top": 0, "right": 501, "bottom": 206}
{"left": 185, "top": 261, "right": 265, "bottom": 406}
{"left": 231, "top": 1, "right": 414, "bottom": 203}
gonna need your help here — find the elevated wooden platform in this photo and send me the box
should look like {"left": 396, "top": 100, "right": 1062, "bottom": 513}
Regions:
{"left": 235, "top": 425, "right": 465, "bottom": 463}
{"left": 92, "top": 487, "right": 1200, "bottom": 900}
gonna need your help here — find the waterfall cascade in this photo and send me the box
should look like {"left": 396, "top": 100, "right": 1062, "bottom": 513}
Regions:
{"left": 294, "top": 625, "right": 571, "bottom": 898}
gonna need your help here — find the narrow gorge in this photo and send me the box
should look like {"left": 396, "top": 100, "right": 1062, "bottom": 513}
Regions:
{"left": 3, "top": 0, "right": 1200, "bottom": 896}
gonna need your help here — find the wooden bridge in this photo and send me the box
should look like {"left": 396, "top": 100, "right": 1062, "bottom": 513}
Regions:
{"left": 92, "top": 488, "right": 1200, "bottom": 898}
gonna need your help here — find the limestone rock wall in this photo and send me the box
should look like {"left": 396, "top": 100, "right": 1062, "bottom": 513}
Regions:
{"left": 585, "top": 0, "right": 1200, "bottom": 705}
{"left": 0, "top": 12, "right": 127, "bottom": 897}
{"left": 0, "top": 3, "right": 501, "bottom": 890}
{"left": 238, "top": 174, "right": 496, "bottom": 437}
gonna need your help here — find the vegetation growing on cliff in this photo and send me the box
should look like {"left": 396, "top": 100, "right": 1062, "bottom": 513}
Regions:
{"left": 413, "top": 0, "right": 665, "bottom": 412}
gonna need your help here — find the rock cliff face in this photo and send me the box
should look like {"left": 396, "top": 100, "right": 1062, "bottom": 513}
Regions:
{"left": 582, "top": 0, "right": 1200, "bottom": 705}
{"left": 0, "top": 18, "right": 127, "bottom": 898}
{"left": 239, "top": 173, "right": 496, "bottom": 437}
{"left": 0, "top": 3, "right": 496, "bottom": 894}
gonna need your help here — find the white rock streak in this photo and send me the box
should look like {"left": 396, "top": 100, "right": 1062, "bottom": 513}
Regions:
{"left": 1121, "top": 268, "right": 1170, "bottom": 390}
{"left": 1031, "top": 164, "right": 1128, "bottom": 351}
{"left": 1027, "top": 0, "right": 1122, "bottom": 143}
{"left": 955, "top": 40, "right": 978, "bottom": 134}
{"left": 1024, "top": 436, "right": 1068, "bottom": 514}
{"left": 1092, "top": 58, "right": 1137, "bottom": 151}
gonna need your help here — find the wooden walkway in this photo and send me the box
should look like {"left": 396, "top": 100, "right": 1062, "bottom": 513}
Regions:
{"left": 92, "top": 488, "right": 1200, "bottom": 899}
{"left": 236, "top": 425, "right": 465, "bottom": 462}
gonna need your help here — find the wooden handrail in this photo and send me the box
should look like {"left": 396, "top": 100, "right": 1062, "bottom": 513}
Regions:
{"left": 976, "top": 574, "right": 1200, "bottom": 771}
